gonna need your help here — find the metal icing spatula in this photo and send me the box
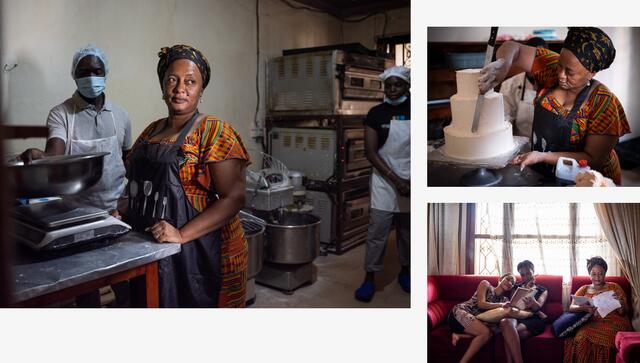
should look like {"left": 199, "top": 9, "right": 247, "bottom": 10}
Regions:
{"left": 471, "top": 27, "right": 499, "bottom": 133}
{"left": 461, "top": 27, "right": 503, "bottom": 187}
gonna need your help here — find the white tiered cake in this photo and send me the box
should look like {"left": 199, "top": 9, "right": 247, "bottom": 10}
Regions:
{"left": 443, "top": 69, "right": 515, "bottom": 160}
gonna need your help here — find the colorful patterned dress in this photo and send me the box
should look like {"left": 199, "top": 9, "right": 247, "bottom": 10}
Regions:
{"left": 564, "top": 282, "right": 632, "bottom": 363}
{"left": 531, "top": 48, "right": 631, "bottom": 184}
{"left": 450, "top": 285, "right": 509, "bottom": 329}
{"left": 129, "top": 115, "right": 250, "bottom": 307}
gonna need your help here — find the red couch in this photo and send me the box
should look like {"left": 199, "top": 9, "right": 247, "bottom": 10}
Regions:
{"left": 427, "top": 275, "right": 565, "bottom": 363}
{"left": 428, "top": 275, "right": 635, "bottom": 363}
{"left": 616, "top": 332, "right": 640, "bottom": 363}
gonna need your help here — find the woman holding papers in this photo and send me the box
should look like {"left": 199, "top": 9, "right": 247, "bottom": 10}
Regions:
{"left": 500, "top": 260, "right": 549, "bottom": 363}
{"left": 565, "top": 257, "right": 632, "bottom": 363}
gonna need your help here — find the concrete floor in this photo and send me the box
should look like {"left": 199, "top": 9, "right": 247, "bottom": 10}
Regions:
{"left": 249, "top": 235, "right": 410, "bottom": 308}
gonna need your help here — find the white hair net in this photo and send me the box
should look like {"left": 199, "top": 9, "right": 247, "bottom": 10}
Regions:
{"left": 71, "top": 44, "right": 109, "bottom": 78}
{"left": 379, "top": 66, "right": 410, "bottom": 84}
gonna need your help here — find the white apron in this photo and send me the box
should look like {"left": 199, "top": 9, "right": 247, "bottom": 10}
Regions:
{"left": 514, "top": 86, "right": 537, "bottom": 138}
{"left": 370, "top": 119, "right": 410, "bottom": 212}
{"left": 63, "top": 104, "right": 125, "bottom": 210}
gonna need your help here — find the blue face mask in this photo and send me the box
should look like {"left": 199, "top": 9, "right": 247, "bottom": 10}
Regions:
{"left": 75, "top": 76, "right": 106, "bottom": 98}
{"left": 384, "top": 95, "right": 407, "bottom": 106}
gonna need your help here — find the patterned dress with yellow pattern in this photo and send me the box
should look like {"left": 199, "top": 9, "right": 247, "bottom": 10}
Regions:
{"left": 564, "top": 282, "right": 632, "bottom": 363}
{"left": 531, "top": 48, "right": 631, "bottom": 185}
{"left": 128, "top": 115, "right": 250, "bottom": 307}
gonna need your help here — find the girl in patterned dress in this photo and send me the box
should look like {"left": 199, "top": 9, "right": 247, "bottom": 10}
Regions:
{"left": 447, "top": 273, "right": 516, "bottom": 363}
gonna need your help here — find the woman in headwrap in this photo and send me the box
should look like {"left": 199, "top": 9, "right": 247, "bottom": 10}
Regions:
{"left": 565, "top": 257, "right": 631, "bottom": 363}
{"left": 124, "top": 45, "right": 250, "bottom": 307}
{"left": 479, "top": 27, "right": 630, "bottom": 185}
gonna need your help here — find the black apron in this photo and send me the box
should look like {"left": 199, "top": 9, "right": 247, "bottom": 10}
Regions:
{"left": 530, "top": 81, "right": 595, "bottom": 178}
{"left": 127, "top": 112, "right": 222, "bottom": 307}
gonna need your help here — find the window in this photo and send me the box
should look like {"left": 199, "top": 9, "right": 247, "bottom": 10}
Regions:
{"left": 377, "top": 34, "right": 411, "bottom": 67}
{"left": 474, "top": 203, "right": 619, "bottom": 281}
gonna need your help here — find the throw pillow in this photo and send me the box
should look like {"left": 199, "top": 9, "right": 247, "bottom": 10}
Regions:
{"left": 551, "top": 312, "right": 592, "bottom": 338}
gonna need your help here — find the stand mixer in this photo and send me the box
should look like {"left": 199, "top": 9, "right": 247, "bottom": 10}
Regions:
{"left": 245, "top": 153, "right": 320, "bottom": 294}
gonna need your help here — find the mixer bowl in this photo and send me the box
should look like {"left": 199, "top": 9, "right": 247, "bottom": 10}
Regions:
{"left": 5, "top": 152, "right": 108, "bottom": 198}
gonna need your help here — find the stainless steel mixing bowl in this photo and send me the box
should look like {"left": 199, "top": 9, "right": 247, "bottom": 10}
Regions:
{"left": 5, "top": 152, "right": 108, "bottom": 198}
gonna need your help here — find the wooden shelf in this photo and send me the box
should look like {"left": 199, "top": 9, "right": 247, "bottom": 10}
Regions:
{"left": 0, "top": 125, "right": 48, "bottom": 139}
{"left": 427, "top": 40, "right": 563, "bottom": 138}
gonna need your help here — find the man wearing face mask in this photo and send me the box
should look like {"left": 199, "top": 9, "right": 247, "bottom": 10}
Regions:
{"left": 20, "top": 44, "right": 132, "bottom": 213}
{"left": 355, "top": 66, "right": 410, "bottom": 303}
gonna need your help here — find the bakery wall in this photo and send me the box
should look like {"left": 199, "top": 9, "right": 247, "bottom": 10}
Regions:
{"left": 0, "top": 0, "right": 409, "bottom": 162}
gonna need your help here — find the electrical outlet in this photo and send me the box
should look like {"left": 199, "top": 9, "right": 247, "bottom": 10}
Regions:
{"left": 250, "top": 127, "right": 263, "bottom": 138}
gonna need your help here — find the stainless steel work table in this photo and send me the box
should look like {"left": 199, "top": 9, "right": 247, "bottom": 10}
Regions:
{"left": 11, "top": 231, "right": 181, "bottom": 307}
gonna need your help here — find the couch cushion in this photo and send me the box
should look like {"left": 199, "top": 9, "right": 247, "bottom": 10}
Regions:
{"left": 494, "top": 325, "right": 565, "bottom": 363}
{"left": 431, "top": 275, "right": 500, "bottom": 301}
{"left": 528, "top": 275, "right": 564, "bottom": 321}
{"left": 428, "top": 275, "right": 439, "bottom": 303}
{"left": 428, "top": 299, "right": 452, "bottom": 330}
{"left": 615, "top": 332, "right": 640, "bottom": 363}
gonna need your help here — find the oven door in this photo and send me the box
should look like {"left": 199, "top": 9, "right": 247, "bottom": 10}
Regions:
{"left": 342, "top": 129, "right": 371, "bottom": 179}
{"left": 342, "top": 195, "right": 370, "bottom": 233}
{"left": 342, "top": 68, "right": 384, "bottom": 100}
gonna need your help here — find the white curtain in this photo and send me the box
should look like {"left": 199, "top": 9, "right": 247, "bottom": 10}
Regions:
{"left": 502, "top": 203, "right": 514, "bottom": 274}
{"left": 428, "top": 203, "right": 468, "bottom": 275}
{"left": 593, "top": 203, "right": 640, "bottom": 331}
{"left": 475, "top": 203, "right": 619, "bottom": 281}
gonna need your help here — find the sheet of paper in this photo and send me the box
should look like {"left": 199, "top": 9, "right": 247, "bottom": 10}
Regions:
{"left": 592, "top": 290, "right": 621, "bottom": 318}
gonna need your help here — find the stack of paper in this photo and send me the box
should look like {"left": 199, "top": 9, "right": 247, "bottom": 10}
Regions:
{"left": 593, "top": 291, "right": 621, "bottom": 318}
{"left": 572, "top": 291, "right": 621, "bottom": 318}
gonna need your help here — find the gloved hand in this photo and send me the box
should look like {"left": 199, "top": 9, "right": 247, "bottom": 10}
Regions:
{"left": 18, "top": 148, "right": 46, "bottom": 163}
{"left": 478, "top": 58, "right": 506, "bottom": 94}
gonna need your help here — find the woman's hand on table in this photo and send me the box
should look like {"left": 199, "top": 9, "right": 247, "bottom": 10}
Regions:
{"left": 146, "top": 220, "right": 184, "bottom": 243}
{"left": 511, "top": 151, "right": 547, "bottom": 170}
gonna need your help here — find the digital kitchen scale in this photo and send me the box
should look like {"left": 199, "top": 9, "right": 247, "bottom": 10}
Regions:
{"left": 12, "top": 199, "right": 131, "bottom": 251}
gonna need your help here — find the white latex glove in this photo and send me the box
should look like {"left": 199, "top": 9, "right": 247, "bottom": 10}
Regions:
{"left": 478, "top": 59, "right": 506, "bottom": 94}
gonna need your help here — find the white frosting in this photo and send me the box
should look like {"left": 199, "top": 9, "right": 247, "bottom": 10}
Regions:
{"left": 455, "top": 68, "right": 482, "bottom": 97}
{"left": 443, "top": 68, "right": 515, "bottom": 159}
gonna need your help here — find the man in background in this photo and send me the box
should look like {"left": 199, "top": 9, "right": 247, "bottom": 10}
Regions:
{"left": 499, "top": 37, "right": 548, "bottom": 137}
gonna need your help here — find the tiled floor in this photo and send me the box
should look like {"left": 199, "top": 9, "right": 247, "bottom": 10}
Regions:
{"left": 250, "top": 235, "right": 411, "bottom": 308}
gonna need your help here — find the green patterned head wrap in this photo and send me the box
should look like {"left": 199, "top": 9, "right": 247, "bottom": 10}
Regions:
{"left": 563, "top": 27, "right": 616, "bottom": 72}
{"left": 157, "top": 44, "right": 211, "bottom": 89}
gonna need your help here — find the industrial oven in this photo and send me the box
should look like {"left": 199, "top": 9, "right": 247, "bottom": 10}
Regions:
{"left": 265, "top": 45, "right": 393, "bottom": 253}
